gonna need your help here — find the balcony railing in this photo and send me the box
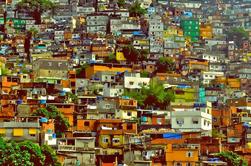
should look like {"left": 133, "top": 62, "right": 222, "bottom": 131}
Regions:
{"left": 58, "top": 145, "right": 94, "bottom": 152}
{"left": 58, "top": 145, "right": 76, "bottom": 151}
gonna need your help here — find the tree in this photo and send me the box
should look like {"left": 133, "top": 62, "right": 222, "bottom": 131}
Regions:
{"left": 117, "top": 0, "right": 125, "bottom": 8}
{"left": 140, "top": 71, "right": 149, "bottom": 78}
{"left": 142, "top": 78, "right": 175, "bottom": 109}
{"left": 42, "top": 145, "right": 61, "bottom": 166}
{"left": 122, "top": 45, "right": 147, "bottom": 63}
{"left": 66, "top": 92, "right": 78, "bottom": 103}
{"left": 1, "top": 67, "right": 10, "bottom": 75}
{"left": 129, "top": 0, "right": 146, "bottom": 17}
{"left": 217, "top": 151, "right": 248, "bottom": 166}
{"left": 33, "top": 105, "right": 70, "bottom": 137}
{"left": 124, "top": 78, "right": 175, "bottom": 109}
{"left": 212, "top": 129, "right": 225, "bottom": 138}
{"left": 104, "top": 53, "right": 117, "bottom": 63}
{"left": 19, "top": 141, "right": 45, "bottom": 166}
{"left": 16, "top": 0, "right": 55, "bottom": 24}
{"left": 0, "top": 137, "right": 61, "bottom": 166}
{"left": 28, "top": 27, "right": 39, "bottom": 38}
{"left": 156, "top": 57, "right": 176, "bottom": 73}
{"left": 226, "top": 27, "right": 249, "bottom": 48}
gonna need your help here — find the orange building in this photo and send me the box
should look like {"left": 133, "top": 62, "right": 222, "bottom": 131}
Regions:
{"left": 200, "top": 23, "right": 213, "bottom": 39}
{"left": 77, "top": 119, "right": 96, "bottom": 132}
{"left": 0, "top": 76, "right": 19, "bottom": 93}
{"left": 166, "top": 144, "right": 199, "bottom": 166}
{"left": 85, "top": 64, "right": 132, "bottom": 79}
{"left": 91, "top": 44, "right": 109, "bottom": 58}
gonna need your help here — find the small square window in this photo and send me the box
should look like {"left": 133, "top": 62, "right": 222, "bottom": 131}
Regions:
{"left": 127, "top": 112, "right": 132, "bottom": 116}
{"left": 103, "top": 137, "right": 109, "bottom": 143}
{"left": 127, "top": 124, "right": 133, "bottom": 130}
{"left": 192, "top": 118, "right": 199, "bottom": 124}
{"left": 84, "top": 121, "right": 90, "bottom": 126}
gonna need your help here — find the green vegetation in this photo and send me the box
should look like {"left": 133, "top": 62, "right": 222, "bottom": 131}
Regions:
{"left": 0, "top": 137, "right": 61, "bottom": 166}
{"left": 76, "top": 63, "right": 89, "bottom": 77}
{"left": 156, "top": 57, "right": 176, "bottom": 73}
{"left": 124, "top": 78, "right": 175, "bottom": 109}
{"left": 129, "top": 0, "right": 146, "bottom": 17}
{"left": 28, "top": 27, "right": 39, "bottom": 38}
{"left": 217, "top": 151, "right": 248, "bottom": 166}
{"left": 122, "top": 45, "right": 147, "bottom": 63}
{"left": 212, "top": 129, "right": 225, "bottom": 138}
{"left": 117, "top": 0, "right": 125, "bottom": 8}
{"left": 226, "top": 27, "right": 249, "bottom": 48}
{"left": 104, "top": 53, "right": 117, "bottom": 63}
{"left": 66, "top": 92, "right": 78, "bottom": 103}
{"left": 1, "top": 67, "right": 10, "bottom": 75}
{"left": 42, "top": 144, "right": 61, "bottom": 166}
{"left": 16, "top": 0, "right": 55, "bottom": 24}
{"left": 140, "top": 71, "right": 150, "bottom": 78}
{"left": 32, "top": 105, "right": 70, "bottom": 137}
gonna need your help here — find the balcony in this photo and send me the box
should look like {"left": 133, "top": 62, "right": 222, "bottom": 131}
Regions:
{"left": 99, "top": 129, "right": 123, "bottom": 135}
{"left": 119, "top": 99, "right": 137, "bottom": 109}
{"left": 58, "top": 145, "right": 76, "bottom": 151}
{"left": 58, "top": 144, "right": 95, "bottom": 152}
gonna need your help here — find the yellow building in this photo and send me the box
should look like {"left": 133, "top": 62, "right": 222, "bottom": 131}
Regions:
{"left": 200, "top": 24, "right": 213, "bottom": 39}
{"left": 166, "top": 144, "right": 199, "bottom": 166}
{"left": 163, "top": 27, "right": 183, "bottom": 38}
{"left": 31, "top": 52, "right": 52, "bottom": 62}
{"left": 116, "top": 50, "right": 126, "bottom": 61}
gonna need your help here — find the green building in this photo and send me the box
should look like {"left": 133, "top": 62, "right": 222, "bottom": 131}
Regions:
{"left": 0, "top": 18, "right": 26, "bottom": 29}
{"left": 180, "top": 18, "right": 200, "bottom": 42}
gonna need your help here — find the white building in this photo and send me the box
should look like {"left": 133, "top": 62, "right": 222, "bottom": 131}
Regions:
{"left": 103, "top": 84, "right": 124, "bottom": 97}
{"left": 124, "top": 73, "right": 150, "bottom": 89}
{"left": 201, "top": 71, "right": 224, "bottom": 84}
{"left": 171, "top": 111, "right": 212, "bottom": 132}
{"left": 202, "top": 54, "right": 219, "bottom": 62}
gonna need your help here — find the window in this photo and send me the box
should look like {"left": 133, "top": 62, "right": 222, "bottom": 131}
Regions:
{"left": 13, "top": 128, "right": 24, "bottom": 137}
{"left": 192, "top": 118, "right": 199, "bottom": 124}
{"left": 204, "top": 120, "right": 207, "bottom": 126}
{"left": 176, "top": 118, "right": 184, "bottom": 125}
{"left": 105, "top": 104, "right": 111, "bottom": 109}
{"left": 127, "top": 123, "right": 133, "bottom": 130}
{"left": 187, "top": 151, "right": 193, "bottom": 157}
{"left": 127, "top": 111, "right": 132, "bottom": 116}
{"left": 84, "top": 121, "right": 90, "bottom": 126}
{"left": 0, "top": 128, "right": 6, "bottom": 136}
{"left": 29, "top": 128, "right": 36, "bottom": 136}
{"left": 112, "top": 138, "right": 120, "bottom": 143}
{"left": 129, "top": 81, "right": 134, "bottom": 85}
{"left": 103, "top": 137, "right": 109, "bottom": 143}
{"left": 186, "top": 163, "right": 192, "bottom": 166}
{"left": 175, "top": 162, "right": 182, "bottom": 166}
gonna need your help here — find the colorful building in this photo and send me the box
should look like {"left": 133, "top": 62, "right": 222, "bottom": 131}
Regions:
{"left": 180, "top": 18, "right": 200, "bottom": 42}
